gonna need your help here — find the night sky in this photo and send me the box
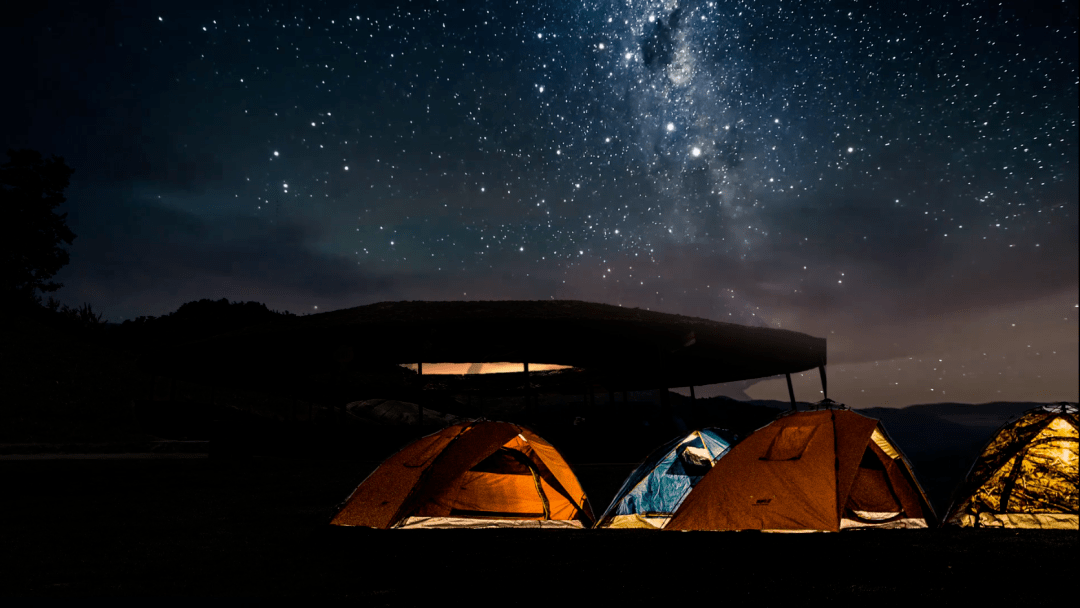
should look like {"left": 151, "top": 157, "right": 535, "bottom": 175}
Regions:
{"left": 4, "top": 0, "right": 1077, "bottom": 407}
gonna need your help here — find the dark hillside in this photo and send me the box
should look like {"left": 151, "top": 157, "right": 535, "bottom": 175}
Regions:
{"left": 3, "top": 315, "right": 149, "bottom": 443}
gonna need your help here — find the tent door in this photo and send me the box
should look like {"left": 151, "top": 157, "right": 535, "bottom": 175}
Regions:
{"left": 448, "top": 448, "right": 551, "bottom": 519}
{"left": 844, "top": 446, "right": 905, "bottom": 523}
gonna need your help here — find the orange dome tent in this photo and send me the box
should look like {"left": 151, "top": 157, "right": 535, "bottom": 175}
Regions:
{"left": 331, "top": 420, "right": 593, "bottom": 528}
{"left": 667, "top": 407, "right": 935, "bottom": 532}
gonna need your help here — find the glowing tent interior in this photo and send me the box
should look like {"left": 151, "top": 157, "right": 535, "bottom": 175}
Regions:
{"left": 945, "top": 403, "right": 1078, "bottom": 529}
{"left": 330, "top": 420, "right": 593, "bottom": 528}
{"left": 666, "top": 408, "right": 935, "bottom": 532}
{"left": 596, "top": 428, "right": 737, "bottom": 529}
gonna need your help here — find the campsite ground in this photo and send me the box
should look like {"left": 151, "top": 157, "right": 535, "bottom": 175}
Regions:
{"left": 2, "top": 457, "right": 1075, "bottom": 603}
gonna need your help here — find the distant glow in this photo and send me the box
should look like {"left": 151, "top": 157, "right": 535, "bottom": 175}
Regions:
{"left": 666, "top": 123, "right": 675, "bottom": 132}
{"left": 691, "top": 147, "right": 701, "bottom": 157}
{"left": 402, "top": 362, "right": 573, "bottom": 375}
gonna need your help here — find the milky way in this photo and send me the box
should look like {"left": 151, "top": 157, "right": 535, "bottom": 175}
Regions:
{"left": 3, "top": 0, "right": 1077, "bottom": 406}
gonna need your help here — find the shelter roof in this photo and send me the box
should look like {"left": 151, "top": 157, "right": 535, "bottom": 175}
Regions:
{"left": 158, "top": 300, "right": 826, "bottom": 392}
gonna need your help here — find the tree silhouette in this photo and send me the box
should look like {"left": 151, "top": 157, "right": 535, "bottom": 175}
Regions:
{"left": 1, "top": 149, "right": 76, "bottom": 307}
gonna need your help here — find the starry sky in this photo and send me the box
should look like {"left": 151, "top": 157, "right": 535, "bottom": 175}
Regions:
{"left": 4, "top": 0, "right": 1077, "bottom": 407}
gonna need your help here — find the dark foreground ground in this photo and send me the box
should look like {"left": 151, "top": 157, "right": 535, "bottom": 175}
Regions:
{"left": 2, "top": 458, "right": 1075, "bottom": 604}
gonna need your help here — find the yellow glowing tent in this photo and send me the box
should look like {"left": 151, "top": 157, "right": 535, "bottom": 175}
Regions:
{"left": 945, "top": 403, "right": 1078, "bottom": 529}
{"left": 330, "top": 420, "right": 593, "bottom": 528}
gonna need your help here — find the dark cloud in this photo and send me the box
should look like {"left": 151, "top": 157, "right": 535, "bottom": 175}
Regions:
{"left": 54, "top": 193, "right": 397, "bottom": 318}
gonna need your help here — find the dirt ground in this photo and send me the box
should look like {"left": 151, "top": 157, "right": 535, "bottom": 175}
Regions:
{"left": 1, "top": 458, "right": 1075, "bottom": 603}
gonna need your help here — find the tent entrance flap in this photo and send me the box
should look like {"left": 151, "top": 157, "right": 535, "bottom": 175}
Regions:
{"left": 449, "top": 447, "right": 552, "bottom": 519}
{"left": 844, "top": 446, "right": 904, "bottom": 523}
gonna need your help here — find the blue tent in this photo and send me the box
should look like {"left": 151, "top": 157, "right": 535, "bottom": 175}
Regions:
{"left": 596, "top": 428, "right": 737, "bottom": 529}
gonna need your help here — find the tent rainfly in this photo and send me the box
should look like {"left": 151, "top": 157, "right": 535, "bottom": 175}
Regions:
{"left": 596, "top": 429, "right": 737, "bottom": 529}
{"left": 330, "top": 420, "right": 593, "bottom": 529}
{"left": 945, "top": 403, "right": 1078, "bottom": 529}
{"left": 666, "top": 408, "right": 935, "bottom": 532}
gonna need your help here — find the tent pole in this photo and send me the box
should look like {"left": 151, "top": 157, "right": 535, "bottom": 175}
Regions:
{"left": 818, "top": 365, "right": 828, "bottom": 401}
{"left": 786, "top": 373, "right": 797, "bottom": 411}
{"left": 690, "top": 385, "right": 696, "bottom": 400}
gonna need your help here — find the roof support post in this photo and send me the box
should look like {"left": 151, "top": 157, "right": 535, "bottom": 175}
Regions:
{"left": 818, "top": 365, "right": 828, "bottom": 401}
{"left": 785, "top": 373, "right": 797, "bottom": 411}
{"left": 523, "top": 362, "right": 531, "bottom": 416}
{"left": 417, "top": 362, "right": 424, "bottom": 424}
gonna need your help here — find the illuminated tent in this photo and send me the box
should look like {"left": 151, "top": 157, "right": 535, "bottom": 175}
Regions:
{"left": 330, "top": 420, "right": 593, "bottom": 528}
{"left": 596, "top": 428, "right": 737, "bottom": 529}
{"left": 666, "top": 408, "right": 935, "bottom": 532}
{"left": 944, "top": 403, "right": 1078, "bottom": 529}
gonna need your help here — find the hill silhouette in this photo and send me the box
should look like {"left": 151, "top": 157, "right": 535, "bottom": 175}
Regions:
{"left": 6, "top": 296, "right": 1070, "bottom": 514}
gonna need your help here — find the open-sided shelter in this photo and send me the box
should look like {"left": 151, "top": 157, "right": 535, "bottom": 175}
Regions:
{"left": 597, "top": 429, "right": 737, "bottom": 529}
{"left": 158, "top": 300, "right": 827, "bottom": 400}
{"left": 945, "top": 403, "right": 1078, "bottom": 529}
{"left": 666, "top": 408, "right": 934, "bottom": 532}
{"left": 330, "top": 420, "right": 593, "bottom": 528}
